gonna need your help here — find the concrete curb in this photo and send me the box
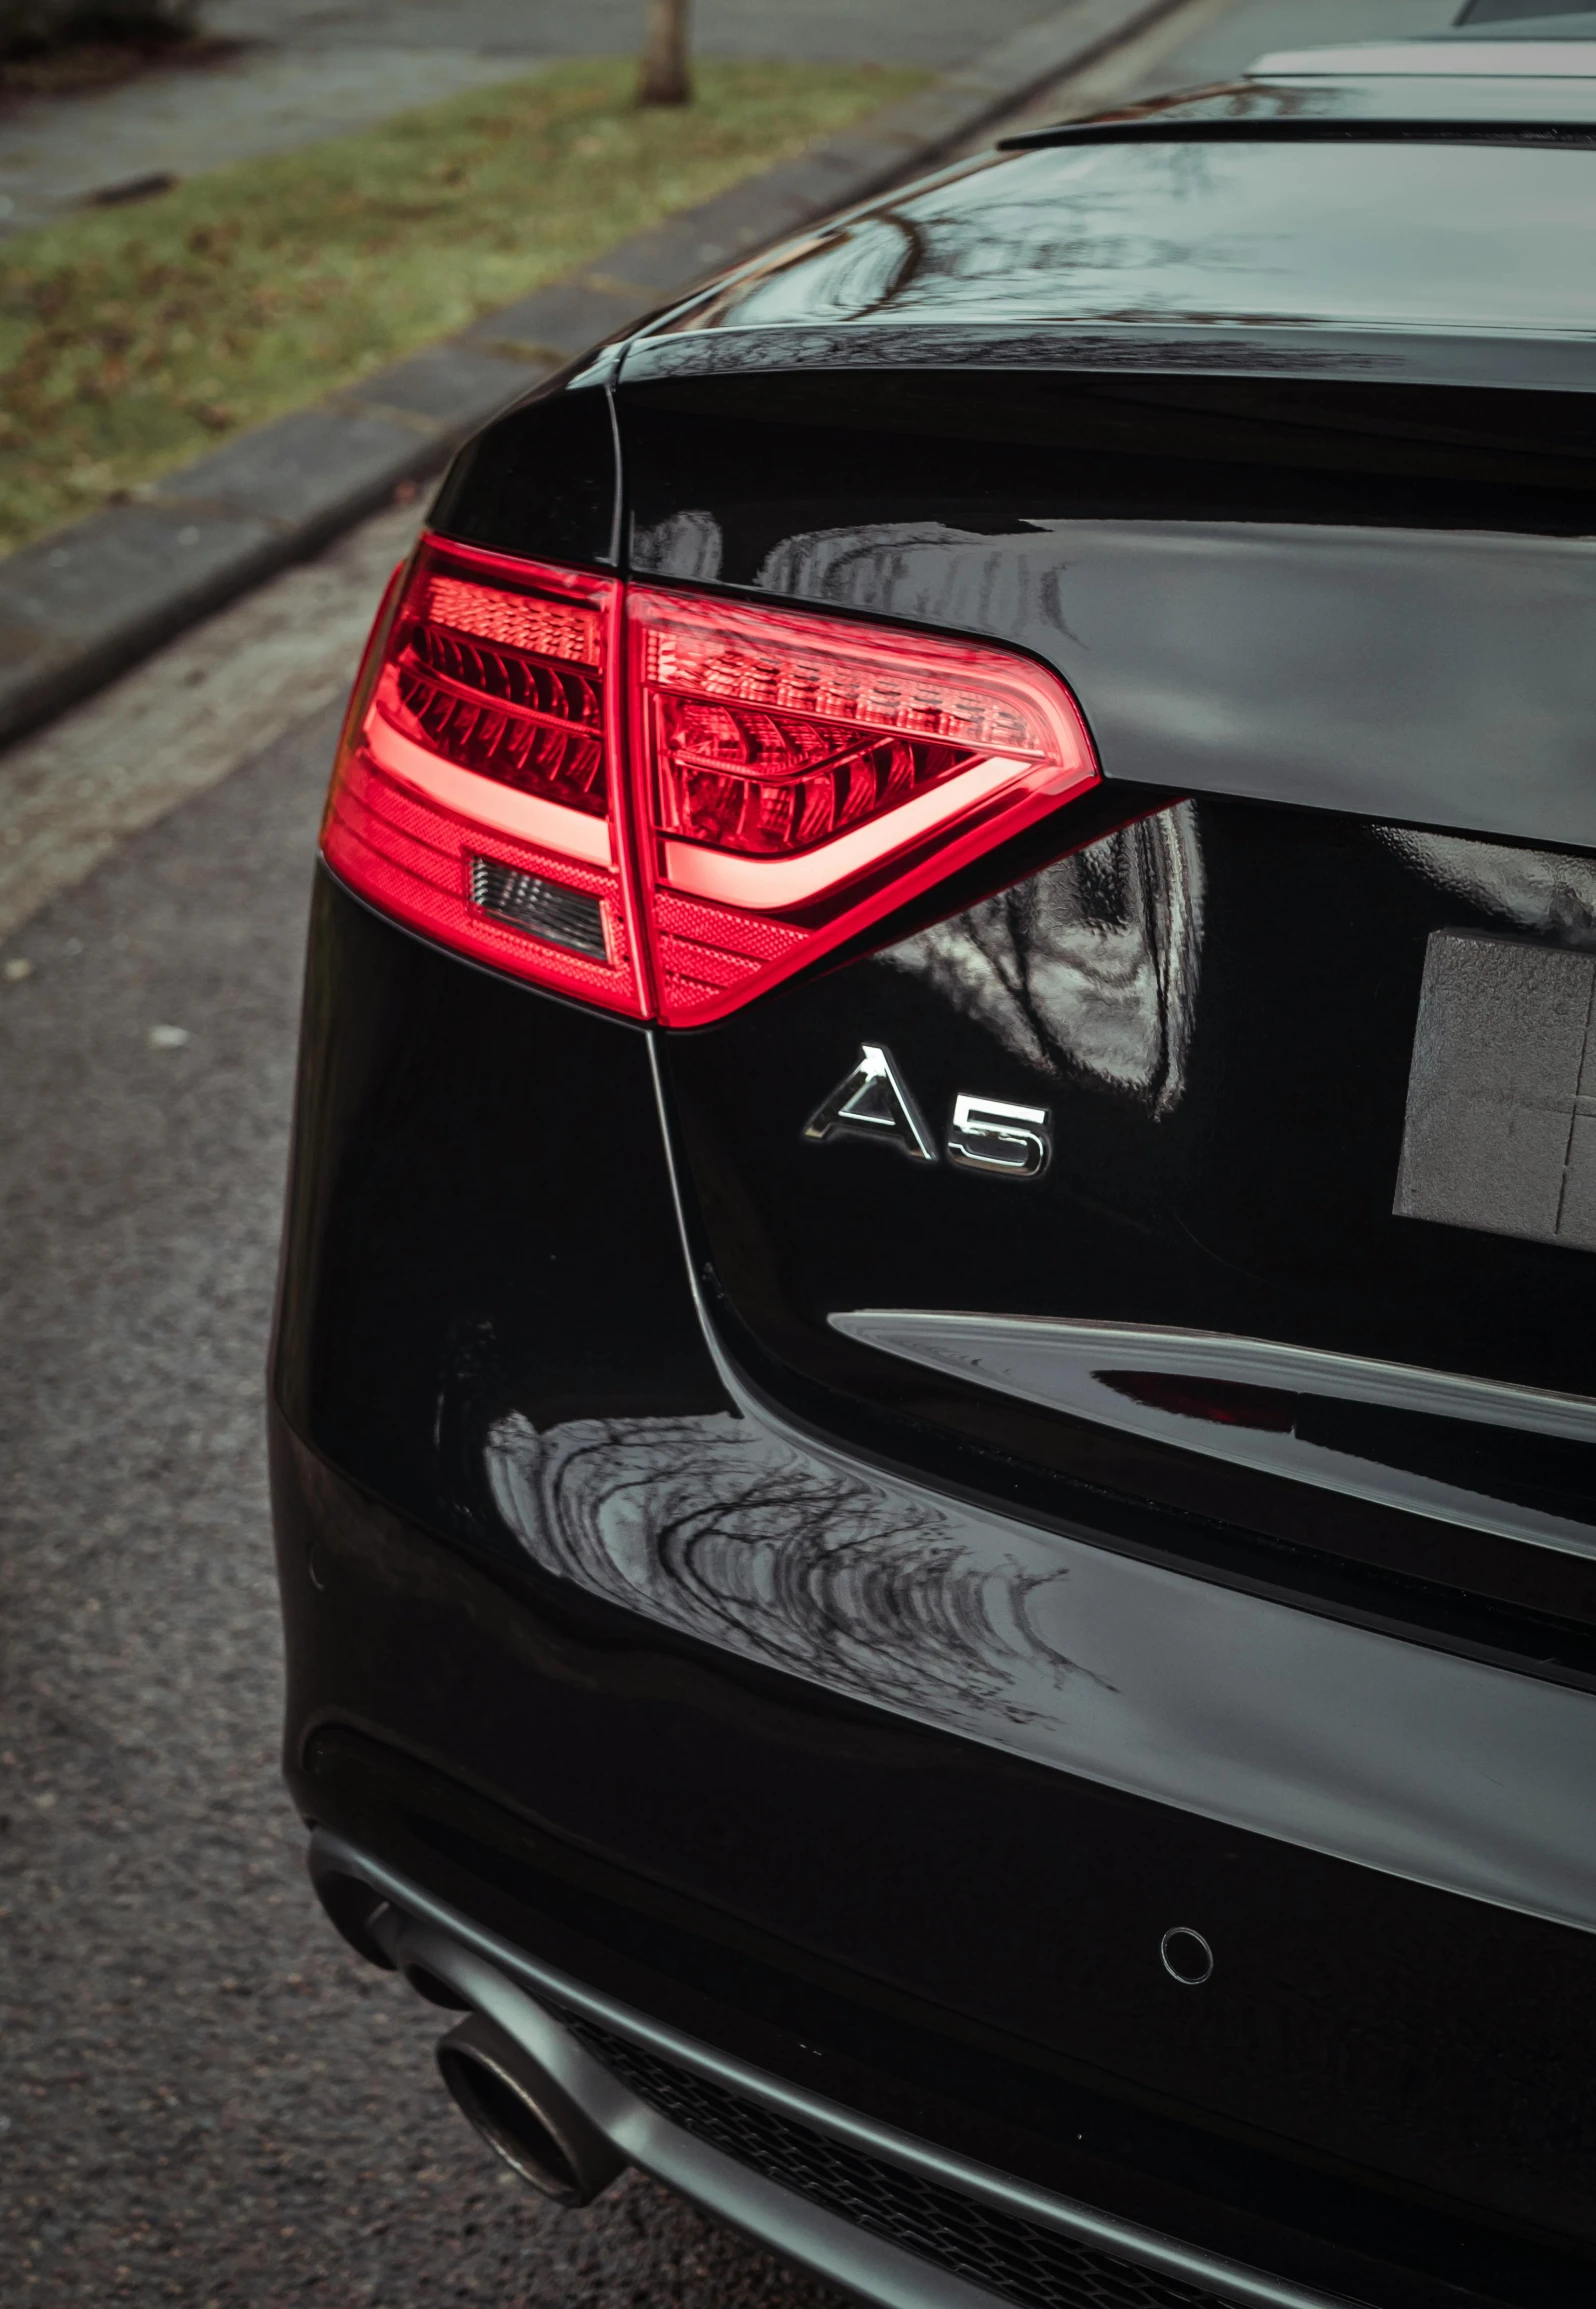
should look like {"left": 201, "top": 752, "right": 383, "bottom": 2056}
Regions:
{"left": 0, "top": 0, "right": 1181, "bottom": 748}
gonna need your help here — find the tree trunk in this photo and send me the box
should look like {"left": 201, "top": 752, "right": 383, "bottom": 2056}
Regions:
{"left": 636, "top": 0, "right": 691, "bottom": 107}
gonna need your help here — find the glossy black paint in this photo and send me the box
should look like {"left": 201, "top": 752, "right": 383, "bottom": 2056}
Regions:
{"left": 273, "top": 1423, "right": 1596, "bottom": 2306}
{"left": 273, "top": 867, "right": 725, "bottom": 1548}
{"left": 622, "top": 325, "right": 1596, "bottom": 395}
{"left": 656, "top": 797, "right": 1596, "bottom": 1644}
{"left": 273, "top": 83, "right": 1596, "bottom": 2309}
{"left": 614, "top": 371, "right": 1596, "bottom": 849}
{"left": 427, "top": 368, "right": 619, "bottom": 567}
{"left": 622, "top": 370, "right": 1596, "bottom": 535}
{"left": 272, "top": 869, "right": 1596, "bottom": 2293}
{"left": 1004, "top": 86, "right": 1596, "bottom": 135}
{"left": 644, "top": 137, "right": 1596, "bottom": 345}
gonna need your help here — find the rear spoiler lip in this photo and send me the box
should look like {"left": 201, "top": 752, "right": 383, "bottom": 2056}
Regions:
{"left": 618, "top": 320, "right": 1596, "bottom": 397}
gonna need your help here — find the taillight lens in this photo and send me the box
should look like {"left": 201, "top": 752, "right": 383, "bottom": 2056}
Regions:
{"left": 321, "top": 538, "right": 643, "bottom": 1015}
{"left": 626, "top": 587, "right": 1098, "bottom": 1026}
{"left": 323, "top": 538, "right": 1100, "bottom": 1024}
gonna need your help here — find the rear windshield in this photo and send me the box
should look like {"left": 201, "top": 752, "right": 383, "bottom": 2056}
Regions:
{"left": 675, "top": 139, "right": 1596, "bottom": 343}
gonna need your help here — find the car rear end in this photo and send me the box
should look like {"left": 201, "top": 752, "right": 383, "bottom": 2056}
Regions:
{"left": 271, "top": 42, "right": 1596, "bottom": 2309}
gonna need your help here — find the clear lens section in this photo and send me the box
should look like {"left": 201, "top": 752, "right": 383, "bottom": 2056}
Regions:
{"left": 419, "top": 572, "right": 602, "bottom": 667}
{"left": 640, "top": 610, "right": 1058, "bottom": 755}
{"left": 468, "top": 857, "right": 610, "bottom": 958}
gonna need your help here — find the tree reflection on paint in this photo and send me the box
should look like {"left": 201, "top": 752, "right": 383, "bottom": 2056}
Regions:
{"left": 883, "top": 803, "right": 1205, "bottom": 1115}
{"left": 484, "top": 1409, "right": 1088, "bottom": 1727}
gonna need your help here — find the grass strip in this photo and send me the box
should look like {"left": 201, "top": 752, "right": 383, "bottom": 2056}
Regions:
{"left": 0, "top": 57, "right": 923, "bottom": 554}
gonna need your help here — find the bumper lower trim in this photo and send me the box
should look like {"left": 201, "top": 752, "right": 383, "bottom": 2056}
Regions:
{"left": 310, "top": 1829, "right": 1354, "bottom": 2309}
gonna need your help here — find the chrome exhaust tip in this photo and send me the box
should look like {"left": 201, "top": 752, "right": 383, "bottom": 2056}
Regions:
{"left": 436, "top": 2011, "right": 626, "bottom": 2206}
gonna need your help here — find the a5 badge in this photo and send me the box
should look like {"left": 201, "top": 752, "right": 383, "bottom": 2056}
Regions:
{"left": 803, "top": 1043, "right": 1052, "bottom": 1180}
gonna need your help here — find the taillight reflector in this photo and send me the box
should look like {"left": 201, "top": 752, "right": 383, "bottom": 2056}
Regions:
{"left": 322, "top": 536, "right": 1100, "bottom": 1024}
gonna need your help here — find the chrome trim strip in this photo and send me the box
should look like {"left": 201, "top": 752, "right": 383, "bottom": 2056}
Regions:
{"left": 312, "top": 1830, "right": 1356, "bottom": 2309}
{"left": 831, "top": 1309, "right": 1596, "bottom": 1560}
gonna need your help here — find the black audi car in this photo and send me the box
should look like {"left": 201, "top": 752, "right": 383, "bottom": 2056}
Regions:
{"left": 271, "top": 12, "right": 1596, "bottom": 2308}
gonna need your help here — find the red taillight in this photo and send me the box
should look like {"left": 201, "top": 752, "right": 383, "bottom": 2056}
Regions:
{"left": 321, "top": 539, "right": 645, "bottom": 1016}
{"left": 322, "top": 538, "right": 1100, "bottom": 1024}
{"left": 626, "top": 587, "right": 1098, "bottom": 1026}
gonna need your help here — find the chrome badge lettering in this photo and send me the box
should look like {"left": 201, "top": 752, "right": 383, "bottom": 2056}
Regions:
{"left": 946, "top": 1093, "right": 1051, "bottom": 1180}
{"left": 803, "top": 1044, "right": 938, "bottom": 1163}
{"left": 805, "top": 1046, "right": 1051, "bottom": 1179}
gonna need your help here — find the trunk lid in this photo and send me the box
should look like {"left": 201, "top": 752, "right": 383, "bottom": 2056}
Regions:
{"left": 617, "top": 360, "right": 1596, "bottom": 1645}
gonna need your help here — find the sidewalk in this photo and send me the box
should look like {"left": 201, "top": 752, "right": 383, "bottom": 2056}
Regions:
{"left": 0, "top": 0, "right": 1190, "bottom": 749}
{"left": 0, "top": 0, "right": 1098, "bottom": 233}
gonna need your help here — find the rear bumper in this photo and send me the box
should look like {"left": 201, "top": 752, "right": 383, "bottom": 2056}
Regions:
{"left": 271, "top": 876, "right": 1596, "bottom": 2309}
{"left": 273, "top": 1401, "right": 1596, "bottom": 2309}
{"left": 309, "top": 1829, "right": 1345, "bottom": 2309}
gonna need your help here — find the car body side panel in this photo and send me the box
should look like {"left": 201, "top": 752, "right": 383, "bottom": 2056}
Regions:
{"left": 272, "top": 868, "right": 727, "bottom": 1549}
{"left": 426, "top": 368, "right": 619, "bottom": 568}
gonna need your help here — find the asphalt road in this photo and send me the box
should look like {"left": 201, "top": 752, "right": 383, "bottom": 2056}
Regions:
{"left": 0, "top": 696, "right": 850, "bottom": 2307}
{"left": 0, "top": 0, "right": 1473, "bottom": 2298}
